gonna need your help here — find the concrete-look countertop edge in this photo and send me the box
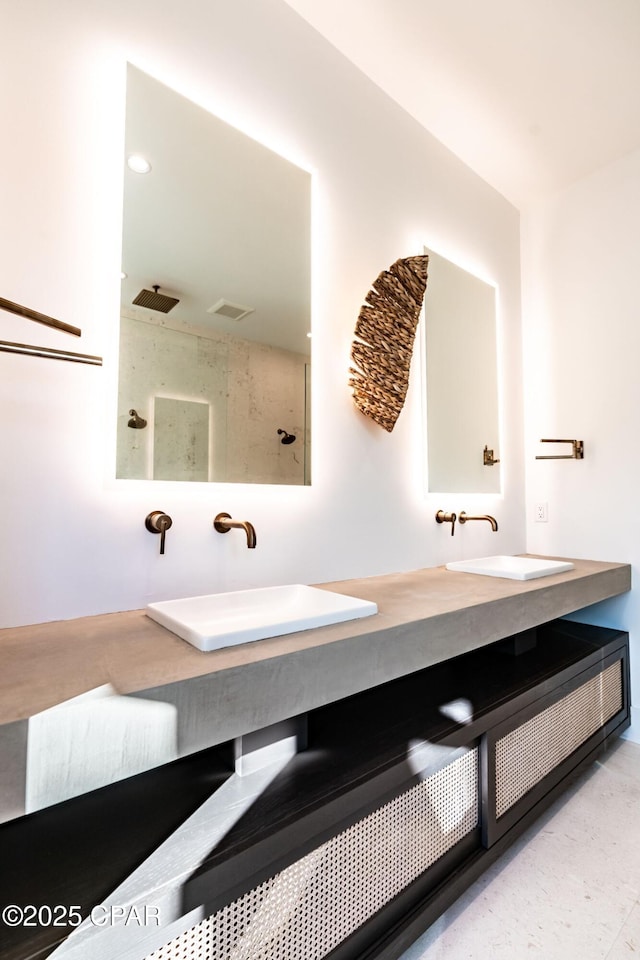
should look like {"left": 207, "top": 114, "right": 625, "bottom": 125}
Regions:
{"left": 0, "top": 557, "right": 630, "bottom": 734}
{"left": 133, "top": 558, "right": 631, "bottom": 754}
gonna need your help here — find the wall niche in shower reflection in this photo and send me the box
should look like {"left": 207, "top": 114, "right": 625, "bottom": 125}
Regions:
{"left": 116, "top": 65, "right": 312, "bottom": 484}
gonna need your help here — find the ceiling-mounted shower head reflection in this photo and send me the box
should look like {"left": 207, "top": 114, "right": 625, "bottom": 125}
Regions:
{"left": 277, "top": 428, "right": 296, "bottom": 445}
{"left": 132, "top": 284, "right": 179, "bottom": 314}
{"left": 128, "top": 408, "right": 147, "bottom": 429}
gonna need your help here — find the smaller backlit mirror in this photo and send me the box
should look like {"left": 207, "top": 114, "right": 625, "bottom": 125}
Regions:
{"left": 423, "top": 247, "right": 500, "bottom": 494}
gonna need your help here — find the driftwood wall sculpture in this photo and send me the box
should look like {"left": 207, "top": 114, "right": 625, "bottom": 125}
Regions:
{"left": 349, "top": 255, "right": 429, "bottom": 432}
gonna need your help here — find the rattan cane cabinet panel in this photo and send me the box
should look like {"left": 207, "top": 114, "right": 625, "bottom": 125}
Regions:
{"left": 495, "top": 660, "right": 623, "bottom": 819}
{"left": 146, "top": 750, "right": 478, "bottom": 960}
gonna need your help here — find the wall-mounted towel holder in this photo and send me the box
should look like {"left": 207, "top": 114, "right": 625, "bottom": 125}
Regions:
{"left": 0, "top": 340, "right": 102, "bottom": 366}
{"left": 536, "top": 439, "right": 584, "bottom": 460}
{"left": 483, "top": 445, "right": 500, "bottom": 466}
{"left": 0, "top": 295, "right": 81, "bottom": 337}
{"left": 0, "top": 295, "right": 103, "bottom": 366}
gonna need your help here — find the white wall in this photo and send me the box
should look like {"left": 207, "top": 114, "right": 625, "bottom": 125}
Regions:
{"left": 0, "top": 0, "right": 523, "bottom": 628}
{"left": 522, "top": 146, "right": 640, "bottom": 738}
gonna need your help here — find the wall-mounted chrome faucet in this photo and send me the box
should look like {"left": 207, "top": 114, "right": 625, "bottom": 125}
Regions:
{"left": 214, "top": 512, "right": 257, "bottom": 549}
{"left": 459, "top": 511, "right": 498, "bottom": 532}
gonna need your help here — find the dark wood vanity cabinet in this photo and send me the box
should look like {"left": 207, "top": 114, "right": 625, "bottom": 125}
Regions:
{"left": 0, "top": 619, "right": 629, "bottom": 960}
{"left": 171, "top": 620, "right": 630, "bottom": 960}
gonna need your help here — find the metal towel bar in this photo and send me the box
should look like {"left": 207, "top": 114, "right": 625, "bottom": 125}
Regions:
{"left": 0, "top": 340, "right": 102, "bottom": 366}
{"left": 535, "top": 439, "right": 584, "bottom": 460}
{"left": 0, "top": 295, "right": 81, "bottom": 337}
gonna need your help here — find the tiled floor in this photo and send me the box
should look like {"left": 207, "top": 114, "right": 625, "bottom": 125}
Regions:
{"left": 401, "top": 739, "right": 640, "bottom": 960}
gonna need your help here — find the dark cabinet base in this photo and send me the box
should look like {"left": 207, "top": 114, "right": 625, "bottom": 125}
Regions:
{"left": 0, "top": 620, "right": 630, "bottom": 960}
{"left": 144, "top": 620, "right": 630, "bottom": 960}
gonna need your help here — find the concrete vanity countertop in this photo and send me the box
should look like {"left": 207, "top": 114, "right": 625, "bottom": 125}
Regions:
{"left": 0, "top": 557, "right": 631, "bottom": 751}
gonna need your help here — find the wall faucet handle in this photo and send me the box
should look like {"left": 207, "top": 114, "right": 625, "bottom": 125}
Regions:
{"left": 145, "top": 510, "right": 173, "bottom": 555}
{"left": 435, "top": 510, "right": 457, "bottom": 536}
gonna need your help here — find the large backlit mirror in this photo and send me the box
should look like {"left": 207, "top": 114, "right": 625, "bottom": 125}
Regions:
{"left": 423, "top": 247, "right": 500, "bottom": 494}
{"left": 117, "top": 66, "right": 312, "bottom": 484}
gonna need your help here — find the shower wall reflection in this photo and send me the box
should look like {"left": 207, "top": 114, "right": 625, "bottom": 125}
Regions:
{"left": 117, "top": 313, "right": 309, "bottom": 485}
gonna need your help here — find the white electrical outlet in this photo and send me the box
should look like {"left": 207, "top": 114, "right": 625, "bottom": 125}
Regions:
{"left": 535, "top": 502, "right": 549, "bottom": 522}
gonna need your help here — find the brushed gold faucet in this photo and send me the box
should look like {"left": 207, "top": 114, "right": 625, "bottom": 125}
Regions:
{"left": 435, "top": 510, "right": 457, "bottom": 536}
{"left": 145, "top": 510, "right": 173, "bottom": 555}
{"left": 459, "top": 511, "right": 498, "bottom": 532}
{"left": 214, "top": 512, "right": 257, "bottom": 549}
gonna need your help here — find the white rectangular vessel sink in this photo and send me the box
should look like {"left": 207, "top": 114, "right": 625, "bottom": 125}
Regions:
{"left": 446, "top": 556, "right": 574, "bottom": 581}
{"left": 146, "top": 584, "right": 378, "bottom": 652}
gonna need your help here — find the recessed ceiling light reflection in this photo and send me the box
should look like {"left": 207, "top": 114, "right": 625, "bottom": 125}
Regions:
{"left": 127, "top": 154, "right": 151, "bottom": 174}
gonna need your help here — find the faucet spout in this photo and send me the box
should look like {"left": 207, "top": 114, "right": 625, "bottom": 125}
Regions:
{"left": 214, "top": 513, "right": 257, "bottom": 548}
{"left": 458, "top": 511, "right": 498, "bottom": 532}
{"left": 238, "top": 520, "right": 257, "bottom": 549}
